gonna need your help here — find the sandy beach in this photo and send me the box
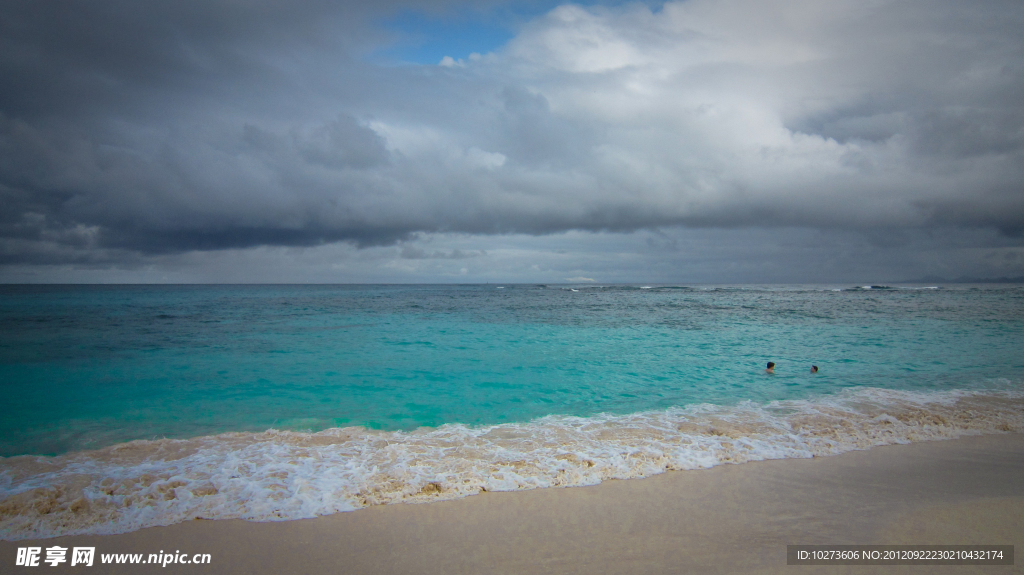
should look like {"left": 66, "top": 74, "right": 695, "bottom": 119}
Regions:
{"left": 3, "top": 433, "right": 1021, "bottom": 574}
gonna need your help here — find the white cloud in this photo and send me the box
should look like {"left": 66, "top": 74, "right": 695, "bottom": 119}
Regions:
{"left": 438, "top": 56, "right": 464, "bottom": 67}
{"left": 509, "top": 4, "right": 651, "bottom": 73}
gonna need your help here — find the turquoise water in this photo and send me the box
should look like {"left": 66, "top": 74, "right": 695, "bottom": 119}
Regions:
{"left": 1, "top": 283, "right": 1023, "bottom": 540}
{"left": 2, "top": 284, "right": 1022, "bottom": 456}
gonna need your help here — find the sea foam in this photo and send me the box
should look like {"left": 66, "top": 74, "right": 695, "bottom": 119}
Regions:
{"left": 2, "top": 386, "right": 1022, "bottom": 541}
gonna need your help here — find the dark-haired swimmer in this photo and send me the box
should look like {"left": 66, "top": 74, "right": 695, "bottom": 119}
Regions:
{"left": 765, "top": 362, "right": 775, "bottom": 374}
{"left": 810, "top": 365, "right": 819, "bottom": 373}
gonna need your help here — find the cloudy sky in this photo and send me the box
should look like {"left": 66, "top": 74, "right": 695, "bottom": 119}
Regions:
{"left": 2, "top": 0, "right": 1022, "bottom": 283}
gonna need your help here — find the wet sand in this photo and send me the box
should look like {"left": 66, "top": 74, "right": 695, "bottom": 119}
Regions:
{"left": 2, "top": 433, "right": 1022, "bottom": 574}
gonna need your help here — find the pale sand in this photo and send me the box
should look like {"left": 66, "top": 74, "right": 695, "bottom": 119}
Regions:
{"left": 3, "top": 433, "right": 1022, "bottom": 574}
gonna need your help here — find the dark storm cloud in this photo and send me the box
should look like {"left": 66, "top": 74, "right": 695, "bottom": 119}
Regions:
{"left": 1, "top": 0, "right": 1023, "bottom": 275}
{"left": 1, "top": 0, "right": 363, "bottom": 120}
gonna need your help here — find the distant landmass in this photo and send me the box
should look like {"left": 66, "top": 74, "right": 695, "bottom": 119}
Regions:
{"left": 898, "top": 275, "right": 1024, "bottom": 284}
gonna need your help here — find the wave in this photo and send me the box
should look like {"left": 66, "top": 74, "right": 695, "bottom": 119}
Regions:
{"left": 2, "top": 387, "right": 1022, "bottom": 541}
{"left": 546, "top": 284, "right": 697, "bottom": 292}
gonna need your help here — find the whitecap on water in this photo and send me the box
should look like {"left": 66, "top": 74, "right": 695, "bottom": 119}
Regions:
{"left": 2, "top": 387, "right": 1022, "bottom": 541}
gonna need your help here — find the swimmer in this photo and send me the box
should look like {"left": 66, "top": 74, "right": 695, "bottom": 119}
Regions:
{"left": 810, "top": 365, "right": 819, "bottom": 373}
{"left": 765, "top": 361, "right": 775, "bottom": 374}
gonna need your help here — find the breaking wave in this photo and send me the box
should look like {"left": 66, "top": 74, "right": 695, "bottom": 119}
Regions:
{"left": 2, "top": 386, "right": 1022, "bottom": 540}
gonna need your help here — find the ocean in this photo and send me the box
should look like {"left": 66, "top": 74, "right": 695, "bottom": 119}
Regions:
{"left": 1, "top": 283, "right": 1022, "bottom": 540}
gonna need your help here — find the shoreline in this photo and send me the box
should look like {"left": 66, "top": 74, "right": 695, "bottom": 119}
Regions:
{"left": 3, "top": 386, "right": 1021, "bottom": 543}
{"left": 3, "top": 433, "right": 1022, "bottom": 573}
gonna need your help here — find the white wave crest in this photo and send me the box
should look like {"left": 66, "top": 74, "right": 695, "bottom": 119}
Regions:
{"left": 1, "top": 387, "right": 1022, "bottom": 540}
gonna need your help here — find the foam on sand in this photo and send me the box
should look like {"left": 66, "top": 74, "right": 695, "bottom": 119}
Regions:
{"left": 2, "top": 387, "right": 1022, "bottom": 540}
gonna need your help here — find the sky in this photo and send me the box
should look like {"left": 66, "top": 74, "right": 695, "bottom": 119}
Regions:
{"left": 1, "top": 0, "right": 1023, "bottom": 284}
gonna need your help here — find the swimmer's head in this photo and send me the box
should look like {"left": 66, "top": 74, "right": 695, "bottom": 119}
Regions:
{"left": 811, "top": 365, "right": 818, "bottom": 373}
{"left": 766, "top": 362, "right": 775, "bottom": 369}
